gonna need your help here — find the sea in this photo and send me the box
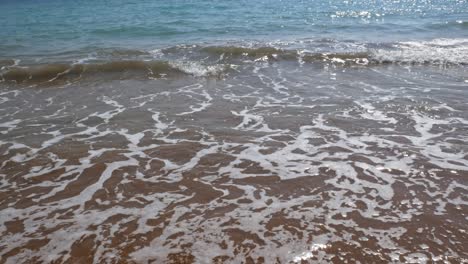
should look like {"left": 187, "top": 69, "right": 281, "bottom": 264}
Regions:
{"left": 0, "top": 0, "right": 467, "bottom": 263}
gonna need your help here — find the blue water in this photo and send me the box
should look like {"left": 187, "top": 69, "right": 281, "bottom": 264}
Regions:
{"left": 1, "top": 0, "right": 468, "bottom": 58}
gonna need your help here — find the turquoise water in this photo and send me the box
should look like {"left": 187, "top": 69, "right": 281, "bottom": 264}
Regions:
{"left": 1, "top": 0, "right": 468, "bottom": 59}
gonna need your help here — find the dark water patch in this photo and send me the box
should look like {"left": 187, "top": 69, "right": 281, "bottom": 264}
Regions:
{"left": 0, "top": 59, "right": 16, "bottom": 68}
{"left": 101, "top": 49, "right": 150, "bottom": 57}
{"left": 201, "top": 46, "right": 285, "bottom": 58}
{"left": 0, "top": 60, "right": 227, "bottom": 84}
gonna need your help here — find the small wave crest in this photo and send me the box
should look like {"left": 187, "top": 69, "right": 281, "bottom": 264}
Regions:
{"left": 0, "top": 60, "right": 230, "bottom": 84}
{"left": 200, "top": 45, "right": 371, "bottom": 65}
{"left": 371, "top": 38, "right": 468, "bottom": 65}
{"left": 168, "top": 60, "right": 228, "bottom": 77}
{"left": 2, "top": 38, "right": 466, "bottom": 85}
{"left": 194, "top": 40, "right": 468, "bottom": 66}
{"left": 0, "top": 59, "right": 17, "bottom": 69}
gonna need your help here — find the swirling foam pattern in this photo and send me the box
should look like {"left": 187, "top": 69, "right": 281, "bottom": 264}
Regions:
{"left": 0, "top": 59, "right": 467, "bottom": 263}
{"left": 1, "top": 0, "right": 468, "bottom": 262}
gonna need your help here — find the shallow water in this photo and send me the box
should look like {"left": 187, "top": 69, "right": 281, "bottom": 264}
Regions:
{"left": 1, "top": 0, "right": 468, "bottom": 263}
{"left": 1, "top": 61, "right": 468, "bottom": 263}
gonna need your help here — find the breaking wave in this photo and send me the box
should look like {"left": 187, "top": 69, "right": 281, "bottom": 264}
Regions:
{"left": 199, "top": 38, "right": 468, "bottom": 65}
{"left": 1, "top": 38, "right": 466, "bottom": 84}
{"left": 0, "top": 60, "right": 229, "bottom": 84}
{"left": 372, "top": 38, "right": 468, "bottom": 65}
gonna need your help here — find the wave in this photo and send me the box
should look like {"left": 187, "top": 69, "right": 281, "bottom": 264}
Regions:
{"left": 372, "top": 38, "right": 468, "bottom": 65}
{"left": 199, "top": 39, "right": 468, "bottom": 65}
{"left": 0, "top": 59, "right": 16, "bottom": 69}
{"left": 0, "top": 60, "right": 229, "bottom": 84}
{"left": 427, "top": 20, "right": 468, "bottom": 29}
{"left": 1, "top": 38, "right": 466, "bottom": 84}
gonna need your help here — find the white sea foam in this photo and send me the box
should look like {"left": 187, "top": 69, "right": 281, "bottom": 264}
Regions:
{"left": 372, "top": 38, "right": 468, "bottom": 65}
{"left": 169, "top": 60, "right": 227, "bottom": 77}
{"left": 0, "top": 60, "right": 467, "bottom": 263}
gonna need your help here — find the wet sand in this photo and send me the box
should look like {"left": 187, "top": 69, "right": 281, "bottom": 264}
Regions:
{"left": 0, "top": 62, "right": 467, "bottom": 263}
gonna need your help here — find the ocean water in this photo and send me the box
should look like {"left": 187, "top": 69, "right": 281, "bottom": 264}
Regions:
{"left": 1, "top": 0, "right": 468, "bottom": 263}
{"left": 1, "top": 0, "right": 468, "bottom": 60}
